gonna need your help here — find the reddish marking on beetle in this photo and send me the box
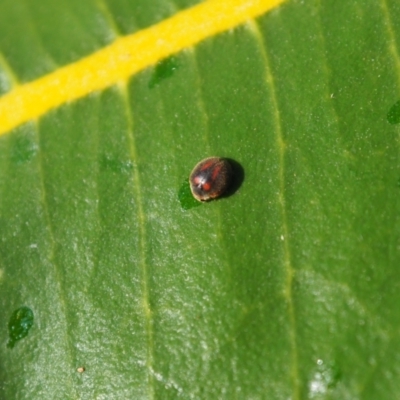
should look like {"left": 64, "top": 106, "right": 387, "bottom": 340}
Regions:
{"left": 202, "top": 182, "right": 211, "bottom": 192}
{"left": 211, "top": 164, "right": 221, "bottom": 181}
{"left": 200, "top": 160, "right": 215, "bottom": 171}
{"left": 193, "top": 176, "right": 202, "bottom": 186}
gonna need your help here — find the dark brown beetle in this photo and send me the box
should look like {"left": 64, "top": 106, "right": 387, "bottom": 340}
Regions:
{"left": 189, "top": 157, "right": 232, "bottom": 201}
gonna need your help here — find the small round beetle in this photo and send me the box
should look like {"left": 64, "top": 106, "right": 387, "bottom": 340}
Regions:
{"left": 189, "top": 157, "right": 232, "bottom": 201}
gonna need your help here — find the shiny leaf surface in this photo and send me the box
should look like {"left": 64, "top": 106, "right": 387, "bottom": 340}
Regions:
{"left": 0, "top": 0, "right": 399, "bottom": 399}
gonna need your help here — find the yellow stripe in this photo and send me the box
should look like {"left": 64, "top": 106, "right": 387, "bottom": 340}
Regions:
{"left": 0, "top": 0, "right": 285, "bottom": 136}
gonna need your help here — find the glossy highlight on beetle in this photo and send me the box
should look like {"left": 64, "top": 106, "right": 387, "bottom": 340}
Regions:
{"left": 189, "top": 157, "right": 232, "bottom": 201}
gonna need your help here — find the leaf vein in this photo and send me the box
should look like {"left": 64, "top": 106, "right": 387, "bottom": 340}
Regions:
{"left": 248, "top": 19, "right": 300, "bottom": 400}
{"left": 119, "top": 82, "right": 155, "bottom": 400}
{"left": 380, "top": 0, "right": 400, "bottom": 88}
{"left": 35, "top": 121, "right": 78, "bottom": 398}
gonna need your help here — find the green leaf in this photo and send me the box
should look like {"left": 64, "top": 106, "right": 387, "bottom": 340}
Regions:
{"left": 1, "top": 0, "right": 400, "bottom": 399}
{"left": 7, "top": 306, "right": 34, "bottom": 349}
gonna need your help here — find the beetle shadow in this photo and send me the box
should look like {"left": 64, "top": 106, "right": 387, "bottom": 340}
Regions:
{"left": 222, "top": 158, "right": 245, "bottom": 199}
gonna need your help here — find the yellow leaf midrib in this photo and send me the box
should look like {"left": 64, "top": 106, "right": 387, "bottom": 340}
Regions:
{"left": 0, "top": 0, "right": 285, "bottom": 137}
